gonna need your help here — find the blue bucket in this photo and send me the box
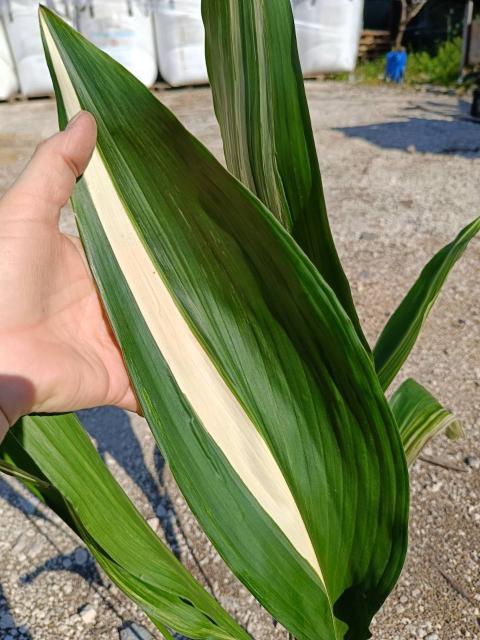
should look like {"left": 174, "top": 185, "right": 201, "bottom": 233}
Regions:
{"left": 385, "top": 50, "right": 407, "bottom": 83}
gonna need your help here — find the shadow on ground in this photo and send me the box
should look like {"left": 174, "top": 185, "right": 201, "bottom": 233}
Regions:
{"left": 0, "top": 583, "right": 32, "bottom": 639}
{"left": 337, "top": 111, "right": 480, "bottom": 156}
{"left": 0, "top": 466, "right": 157, "bottom": 635}
{"left": 0, "top": 479, "right": 42, "bottom": 638}
{"left": 21, "top": 546, "right": 103, "bottom": 586}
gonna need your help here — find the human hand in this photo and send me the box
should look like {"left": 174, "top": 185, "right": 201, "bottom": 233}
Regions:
{"left": 0, "top": 111, "right": 138, "bottom": 439}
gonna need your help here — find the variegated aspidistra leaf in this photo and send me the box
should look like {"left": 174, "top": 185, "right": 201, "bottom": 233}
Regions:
{"left": 390, "top": 378, "right": 463, "bottom": 466}
{"left": 202, "top": 0, "right": 369, "bottom": 352}
{"left": 40, "top": 8, "right": 409, "bottom": 640}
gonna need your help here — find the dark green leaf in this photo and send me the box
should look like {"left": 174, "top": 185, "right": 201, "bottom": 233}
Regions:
{"left": 202, "top": 0, "right": 369, "bottom": 352}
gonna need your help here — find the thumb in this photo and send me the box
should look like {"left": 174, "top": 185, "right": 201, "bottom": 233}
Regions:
{"left": 2, "top": 111, "right": 97, "bottom": 223}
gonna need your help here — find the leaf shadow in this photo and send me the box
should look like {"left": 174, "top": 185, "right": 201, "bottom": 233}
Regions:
{"left": 336, "top": 114, "right": 480, "bottom": 157}
{"left": 20, "top": 546, "right": 103, "bottom": 586}
{"left": 0, "top": 583, "right": 32, "bottom": 639}
{"left": 0, "top": 478, "right": 47, "bottom": 639}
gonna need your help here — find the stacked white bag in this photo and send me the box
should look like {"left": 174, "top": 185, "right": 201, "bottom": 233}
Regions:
{"left": 151, "top": 0, "right": 363, "bottom": 87}
{"left": 153, "top": 0, "right": 207, "bottom": 87}
{"left": 0, "top": 0, "right": 364, "bottom": 96}
{"left": 76, "top": 0, "right": 157, "bottom": 87}
{"left": 0, "top": 13, "right": 18, "bottom": 100}
{"left": 1, "top": 0, "right": 73, "bottom": 97}
{"left": 292, "top": 0, "right": 364, "bottom": 75}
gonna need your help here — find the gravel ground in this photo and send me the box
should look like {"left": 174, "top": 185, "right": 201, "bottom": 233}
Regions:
{"left": 0, "top": 82, "right": 479, "bottom": 640}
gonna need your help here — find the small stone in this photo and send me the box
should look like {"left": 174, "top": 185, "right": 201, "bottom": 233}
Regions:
{"left": 5, "top": 635, "right": 14, "bottom": 640}
{"left": 465, "top": 456, "right": 480, "bottom": 470}
{"left": 78, "top": 604, "right": 96, "bottom": 625}
{"left": 400, "top": 595, "right": 408, "bottom": 604}
{"left": 155, "top": 504, "right": 167, "bottom": 518}
{"left": 63, "top": 558, "right": 72, "bottom": 569}
{"left": 28, "top": 540, "right": 43, "bottom": 559}
{"left": 407, "top": 144, "right": 416, "bottom": 153}
{"left": 74, "top": 548, "right": 89, "bottom": 565}
{"left": 429, "top": 481, "right": 443, "bottom": 493}
{"left": 425, "top": 634, "right": 439, "bottom": 640}
{"left": 12, "top": 534, "right": 28, "bottom": 554}
{"left": 359, "top": 231, "right": 378, "bottom": 241}
{"left": 119, "top": 622, "right": 153, "bottom": 640}
{"left": 147, "top": 517, "right": 159, "bottom": 532}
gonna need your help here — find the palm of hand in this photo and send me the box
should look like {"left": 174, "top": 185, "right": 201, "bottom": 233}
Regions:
{"left": 0, "top": 113, "right": 137, "bottom": 425}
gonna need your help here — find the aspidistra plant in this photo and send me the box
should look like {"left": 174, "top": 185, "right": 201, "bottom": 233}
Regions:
{"left": 1, "top": 3, "right": 478, "bottom": 639}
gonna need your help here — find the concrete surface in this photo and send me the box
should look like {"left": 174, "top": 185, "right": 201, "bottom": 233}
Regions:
{"left": 0, "top": 82, "right": 479, "bottom": 639}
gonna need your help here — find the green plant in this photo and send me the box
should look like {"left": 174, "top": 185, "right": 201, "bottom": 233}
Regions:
{"left": 1, "top": 4, "right": 478, "bottom": 639}
{"left": 405, "top": 37, "right": 463, "bottom": 87}
{"left": 349, "top": 37, "right": 463, "bottom": 87}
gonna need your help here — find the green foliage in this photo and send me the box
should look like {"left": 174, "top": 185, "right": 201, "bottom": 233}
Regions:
{"left": 348, "top": 37, "right": 463, "bottom": 87}
{"left": 390, "top": 379, "right": 463, "bottom": 467}
{"left": 0, "top": 5, "right": 477, "bottom": 640}
{"left": 1, "top": 414, "right": 249, "bottom": 640}
{"left": 202, "top": 0, "right": 369, "bottom": 351}
{"left": 405, "top": 37, "right": 463, "bottom": 87}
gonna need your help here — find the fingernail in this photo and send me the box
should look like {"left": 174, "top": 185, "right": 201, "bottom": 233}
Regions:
{"left": 66, "top": 111, "right": 84, "bottom": 130}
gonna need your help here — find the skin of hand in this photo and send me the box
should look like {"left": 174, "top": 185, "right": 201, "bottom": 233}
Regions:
{"left": 0, "top": 111, "right": 139, "bottom": 441}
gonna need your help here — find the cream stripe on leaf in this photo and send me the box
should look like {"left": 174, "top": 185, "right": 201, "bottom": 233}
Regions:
{"left": 41, "top": 9, "right": 322, "bottom": 583}
{"left": 40, "top": 8, "right": 409, "bottom": 640}
{"left": 71, "top": 184, "right": 335, "bottom": 640}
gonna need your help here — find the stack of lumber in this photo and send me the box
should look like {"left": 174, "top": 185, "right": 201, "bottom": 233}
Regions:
{"left": 358, "top": 29, "right": 391, "bottom": 61}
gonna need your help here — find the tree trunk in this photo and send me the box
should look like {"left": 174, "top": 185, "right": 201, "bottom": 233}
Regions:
{"left": 395, "top": 0, "right": 409, "bottom": 49}
{"left": 395, "top": 0, "right": 430, "bottom": 49}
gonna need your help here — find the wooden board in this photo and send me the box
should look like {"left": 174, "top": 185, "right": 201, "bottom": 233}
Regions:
{"left": 359, "top": 29, "right": 390, "bottom": 61}
{"left": 468, "top": 19, "right": 480, "bottom": 66}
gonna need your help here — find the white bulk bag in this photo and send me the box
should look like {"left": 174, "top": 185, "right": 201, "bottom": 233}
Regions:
{"left": 292, "top": 0, "right": 364, "bottom": 74}
{"left": 0, "top": 17, "right": 18, "bottom": 99}
{"left": 153, "top": 0, "right": 208, "bottom": 87}
{"left": 2, "top": 1, "right": 73, "bottom": 97}
{"left": 77, "top": 0, "right": 157, "bottom": 87}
